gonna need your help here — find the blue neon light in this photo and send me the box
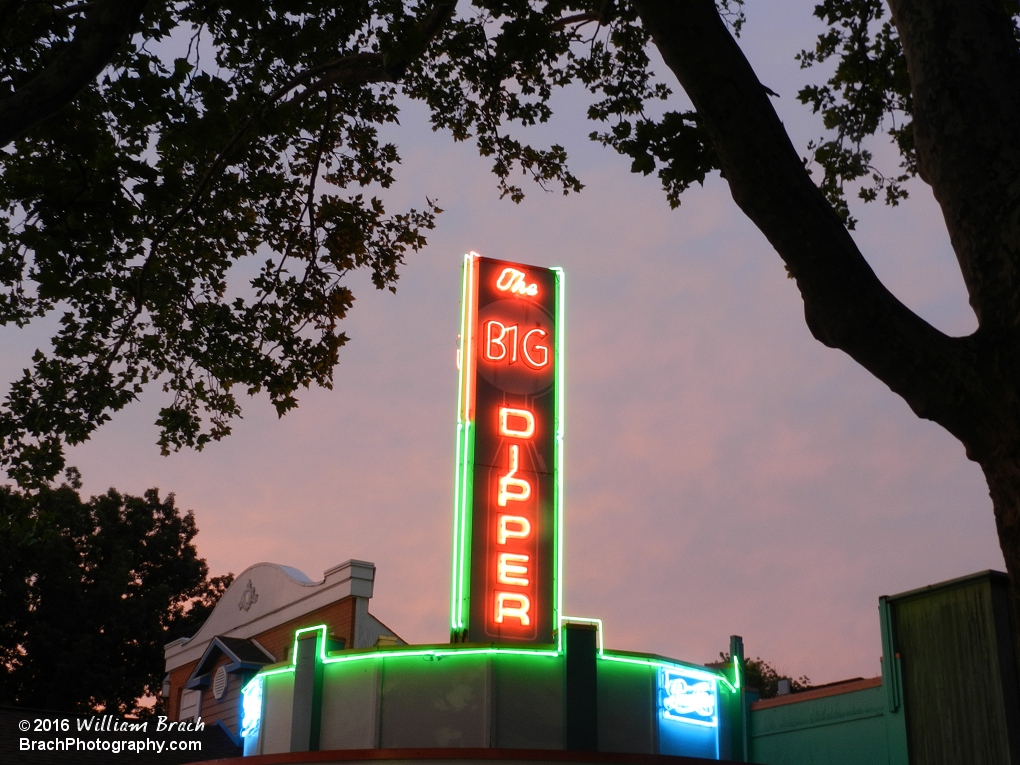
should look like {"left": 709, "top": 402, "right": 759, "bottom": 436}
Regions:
{"left": 240, "top": 676, "right": 263, "bottom": 741}
{"left": 659, "top": 667, "right": 718, "bottom": 728}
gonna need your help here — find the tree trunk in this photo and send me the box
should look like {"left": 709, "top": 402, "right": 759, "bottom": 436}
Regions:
{"left": 887, "top": 0, "right": 1020, "bottom": 330}
{"left": 633, "top": 0, "right": 1020, "bottom": 667}
{"left": 984, "top": 458, "right": 1020, "bottom": 646}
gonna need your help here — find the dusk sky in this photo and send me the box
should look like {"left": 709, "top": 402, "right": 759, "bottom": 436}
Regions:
{"left": 5, "top": 1, "right": 1004, "bottom": 686}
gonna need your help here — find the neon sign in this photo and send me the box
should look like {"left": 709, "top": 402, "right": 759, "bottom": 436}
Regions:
{"left": 484, "top": 323, "right": 549, "bottom": 368}
{"left": 499, "top": 407, "right": 534, "bottom": 438}
{"left": 659, "top": 668, "right": 719, "bottom": 728}
{"left": 240, "top": 676, "right": 263, "bottom": 740}
{"left": 451, "top": 253, "right": 563, "bottom": 644}
{"left": 496, "top": 267, "right": 539, "bottom": 296}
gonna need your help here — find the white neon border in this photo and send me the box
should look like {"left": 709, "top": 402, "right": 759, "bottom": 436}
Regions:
{"left": 552, "top": 266, "right": 565, "bottom": 632}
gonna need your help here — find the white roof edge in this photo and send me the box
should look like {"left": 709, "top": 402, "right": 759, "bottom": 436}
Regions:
{"left": 324, "top": 559, "right": 375, "bottom": 578}
{"left": 164, "top": 560, "right": 375, "bottom": 666}
{"left": 276, "top": 565, "right": 316, "bottom": 584}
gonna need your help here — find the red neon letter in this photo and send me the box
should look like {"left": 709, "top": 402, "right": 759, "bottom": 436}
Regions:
{"left": 494, "top": 592, "right": 531, "bottom": 625}
{"left": 496, "top": 268, "right": 521, "bottom": 292}
{"left": 485, "top": 321, "right": 508, "bottom": 361}
{"left": 485, "top": 321, "right": 518, "bottom": 363}
{"left": 499, "top": 407, "right": 535, "bottom": 438}
{"left": 498, "top": 445, "right": 531, "bottom": 506}
{"left": 522, "top": 328, "right": 549, "bottom": 369}
{"left": 497, "top": 553, "right": 530, "bottom": 586}
{"left": 496, "top": 267, "right": 538, "bottom": 297}
{"left": 498, "top": 515, "right": 531, "bottom": 544}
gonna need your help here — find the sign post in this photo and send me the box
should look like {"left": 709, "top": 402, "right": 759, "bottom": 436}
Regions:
{"left": 451, "top": 252, "right": 564, "bottom": 645}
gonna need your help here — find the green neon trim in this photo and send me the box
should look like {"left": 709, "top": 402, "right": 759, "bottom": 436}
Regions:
{"left": 733, "top": 653, "right": 741, "bottom": 690}
{"left": 559, "top": 616, "right": 604, "bottom": 654}
{"left": 451, "top": 254, "right": 469, "bottom": 631}
{"left": 249, "top": 637, "right": 563, "bottom": 685}
{"left": 455, "top": 422, "right": 474, "bottom": 630}
{"left": 450, "top": 421, "right": 463, "bottom": 629}
{"left": 453, "top": 254, "right": 469, "bottom": 632}
{"left": 451, "top": 253, "right": 478, "bottom": 633}
{"left": 248, "top": 620, "right": 734, "bottom": 700}
{"left": 246, "top": 623, "right": 333, "bottom": 682}
{"left": 294, "top": 624, "right": 330, "bottom": 662}
{"left": 551, "top": 266, "right": 565, "bottom": 630}
{"left": 600, "top": 652, "right": 736, "bottom": 694}
{"left": 322, "top": 645, "right": 560, "bottom": 665}
{"left": 451, "top": 420, "right": 473, "bottom": 630}
{"left": 253, "top": 665, "right": 294, "bottom": 680}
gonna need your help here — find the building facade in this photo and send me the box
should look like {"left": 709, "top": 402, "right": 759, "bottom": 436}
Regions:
{"left": 748, "top": 570, "right": 1020, "bottom": 765}
{"left": 163, "top": 559, "right": 402, "bottom": 744}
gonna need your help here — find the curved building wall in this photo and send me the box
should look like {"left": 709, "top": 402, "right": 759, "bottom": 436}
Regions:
{"left": 243, "top": 634, "right": 731, "bottom": 761}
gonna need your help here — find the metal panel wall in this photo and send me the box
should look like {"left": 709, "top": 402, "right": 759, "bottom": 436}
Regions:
{"left": 491, "top": 653, "right": 564, "bottom": 749}
{"left": 319, "top": 662, "right": 380, "bottom": 749}
{"left": 378, "top": 653, "right": 490, "bottom": 748}
{"left": 597, "top": 660, "right": 656, "bottom": 754}
{"left": 259, "top": 672, "right": 294, "bottom": 755}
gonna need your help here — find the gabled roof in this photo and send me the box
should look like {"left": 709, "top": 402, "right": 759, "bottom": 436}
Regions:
{"left": 214, "top": 636, "right": 276, "bottom": 665}
{"left": 186, "top": 636, "right": 275, "bottom": 690}
{"left": 164, "top": 559, "right": 377, "bottom": 673}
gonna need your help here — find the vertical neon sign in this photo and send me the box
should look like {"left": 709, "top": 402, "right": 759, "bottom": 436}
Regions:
{"left": 452, "top": 253, "right": 563, "bottom": 645}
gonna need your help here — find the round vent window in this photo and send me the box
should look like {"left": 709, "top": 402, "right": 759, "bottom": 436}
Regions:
{"left": 213, "top": 666, "right": 229, "bottom": 700}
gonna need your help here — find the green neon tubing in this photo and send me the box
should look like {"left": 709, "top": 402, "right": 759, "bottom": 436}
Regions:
{"left": 250, "top": 619, "right": 734, "bottom": 697}
{"left": 253, "top": 648, "right": 733, "bottom": 692}
{"left": 455, "top": 423, "right": 474, "bottom": 630}
{"left": 450, "top": 255, "right": 469, "bottom": 631}
{"left": 559, "top": 615, "right": 603, "bottom": 654}
{"left": 450, "top": 421, "right": 464, "bottom": 629}
{"left": 450, "top": 253, "right": 477, "bottom": 633}
{"left": 250, "top": 626, "right": 564, "bottom": 684}
{"left": 451, "top": 421, "right": 473, "bottom": 630}
{"left": 600, "top": 652, "right": 736, "bottom": 694}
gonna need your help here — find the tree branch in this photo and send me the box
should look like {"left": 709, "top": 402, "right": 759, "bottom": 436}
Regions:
{"left": 0, "top": 0, "right": 150, "bottom": 147}
{"left": 150, "top": 0, "right": 459, "bottom": 255}
{"left": 94, "top": 1, "right": 460, "bottom": 395}
{"left": 632, "top": 0, "right": 1006, "bottom": 457}
{"left": 887, "top": 0, "right": 1020, "bottom": 330}
{"left": 551, "top": 12, "right": 599, "bottom": 30}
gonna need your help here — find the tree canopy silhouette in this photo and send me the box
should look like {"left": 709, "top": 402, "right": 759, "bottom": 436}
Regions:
{"left": 0, "top": 473, "right": 231, "bottom": 713}
{"left": 4, "top": 1, "right": 1020, "bottom": 650}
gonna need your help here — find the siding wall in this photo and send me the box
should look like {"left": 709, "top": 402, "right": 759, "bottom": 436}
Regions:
{"left": 167, "top": 596, "right": 356, "bottom": 721}
{"left": 169, "top": 661, "right": 198, "bottom": 719}
{"left": 200, "top": 655, "right": 242, "bottom": 737}
{"left": 750, "top": 682, "right": 906, "bottom": 765}
{"left": 889, "top": 571, "right": 1020, "bottom": 765}
{"left": 747, "top": 570, "right": 1020, "bottom": 765}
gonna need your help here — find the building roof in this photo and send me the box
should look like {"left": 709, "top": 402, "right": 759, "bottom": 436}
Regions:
{"left": 750, "top": 676, "right": 882, "bottom": 710}
{"left": 164, "top": 559, "right": 376, "bottom": 673}
{"left": 215, "top": 636, "right": 276, "bottom": 665}
{"left": 186, "top": 636, "right": 276, "bottom": 689}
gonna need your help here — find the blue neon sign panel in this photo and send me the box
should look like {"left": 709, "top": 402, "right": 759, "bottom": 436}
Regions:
{"left": 240, "top": 676, "right": 263, "bottom": 754}
{"left": 659, "top": 667, "right": 718, "bottom": 728}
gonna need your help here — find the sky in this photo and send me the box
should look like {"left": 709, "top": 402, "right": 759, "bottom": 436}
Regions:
{"left": 5, "top": 1, "right": 1005, "bottom": 685}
